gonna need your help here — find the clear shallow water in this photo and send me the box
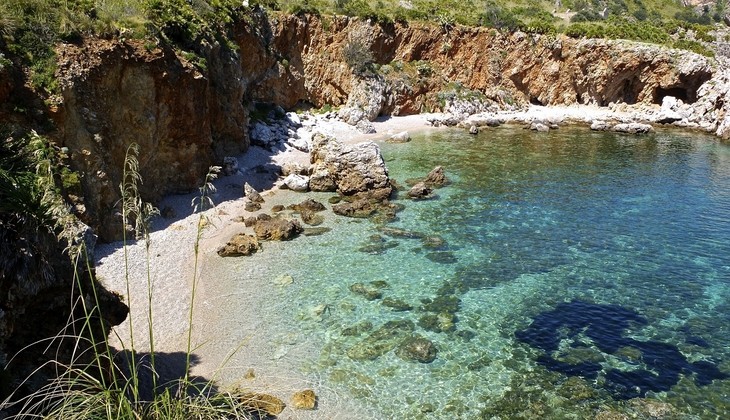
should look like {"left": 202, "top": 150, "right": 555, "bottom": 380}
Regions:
{"left": 213, "top": 127, "right": 730, "bottom": 418}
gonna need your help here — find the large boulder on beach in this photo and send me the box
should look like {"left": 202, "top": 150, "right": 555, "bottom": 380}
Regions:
{"left": 217, "top": 234, "right": 260, "bottom": 257}
{"left": 309, "top": 133, "right": 391, "bottom": 196}
{"left": 254, "top": 218, "right": 303, "bottom": 241}
{"left": 282, "top": 174, "right": 310, "bottom": 192}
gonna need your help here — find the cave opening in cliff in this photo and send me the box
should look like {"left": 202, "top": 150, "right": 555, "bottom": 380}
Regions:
{"left": 620, "top": 78, "right": 638, "bottom": 105}
{"left": 530, "top": 97, "right": 544, "bottom": 106}
{"left": 654, "top": 87, "right": 690, "bottom": 104}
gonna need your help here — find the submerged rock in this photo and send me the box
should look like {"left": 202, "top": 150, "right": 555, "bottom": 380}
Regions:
{"left": 377, "top": 226, "right": 424, "bottom": 239}
{"left": 418, "top": 312, "right": 456, "bottom": 333}
{"left": 426, "top": 251, "right": 458, "bottom": 264}
{"left": 396, "top": 335, "right": 438, "bottom": 363}
{"left": 358, "top": 235, "right": 399, "bottom": 254}
{"left": 347, "top": 320, "right": 415, "bottom": 361}
{"left": 240, "top": 393, "right": 285, "bottom": 416}
{"left": 422, "top": 235, "right": 447, "bottom": 250}
{"left": 342, "top": 321, "right": 374, "bottom": 336}
{"left": 382, "top": 297, "right": 413, "bottom": 311}
{"left": 288, "top": 198, "right": 326, "bottom": 213}
{"left": 350, "top": 282, "right": 383, "bottom": 301}
{"left": 299, "top": 210, "right": 324, "bottom": 226}
{"left": 217, "top": 234, "right": 260, "bottom": 257}
{"left": 291, "top": 389, "right": 317, "bottom": 410}
{"left": 303, "top": 227, "right": 331, "bottom": 236}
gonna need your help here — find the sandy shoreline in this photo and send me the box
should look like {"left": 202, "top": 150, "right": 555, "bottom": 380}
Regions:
{"left": 94, "top": 112, "right": 443, "bottom": 418}
{"left": 94, "top": 104, "right": 699, "bottom": 418}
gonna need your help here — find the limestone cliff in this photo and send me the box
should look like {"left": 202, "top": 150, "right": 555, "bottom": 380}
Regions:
{"left": 48, "top": 11, "right": 727, "bottom": 241}
{"left": 255, "top": 15, "right": 713, "bottom": 111}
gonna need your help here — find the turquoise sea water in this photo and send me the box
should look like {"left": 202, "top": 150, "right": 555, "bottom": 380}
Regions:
{"left": 215, "top": 127, "right": 730, "bottom": 418}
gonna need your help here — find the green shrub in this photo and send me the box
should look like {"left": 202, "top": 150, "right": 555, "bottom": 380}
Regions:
{"left": 343, "top": 38, "right": 375, "bottom": 75}
{"left": 673, "top": 39, "right": 715, "bottom": 57}
{"left": 479, "top": 5, "right": 524, "bottom": 31}
{"left": 415, "top": 60, "right": 433, "bottom": 77}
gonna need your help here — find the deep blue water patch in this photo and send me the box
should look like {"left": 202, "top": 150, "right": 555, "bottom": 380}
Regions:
{"left": 516, "top": 300, "right": 729, "bottom": 399}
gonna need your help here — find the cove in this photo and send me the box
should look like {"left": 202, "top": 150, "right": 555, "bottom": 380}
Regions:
{"left": 205, "top": 126, "right": 730, "bottom": 418}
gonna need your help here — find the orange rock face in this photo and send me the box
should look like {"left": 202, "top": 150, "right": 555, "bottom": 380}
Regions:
{"left": 52, "top": 12, "right": 715, "bottom": 240}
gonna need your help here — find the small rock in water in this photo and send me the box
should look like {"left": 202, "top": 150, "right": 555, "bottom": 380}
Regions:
{"left": 590, "top": 120, "right": 611, "bottom": 131}
{"left": 311, "top": 304, "right": 329, "bottom": 318}
{"left": 387, "top": 131, "right": 411, "bottom": 143}
{"left": 424, "top": 166, "right": 447, "bottom": 187}
{"left": 342, "top": 321, "right": 374, "bottom": 336}
{"left": 328, "top": 195, "right": 342, "bottom": 204}
{"left": 418, "top": 312, "right": 456, "bottom": 333}
{"left": 273, "top": 274, "right": 294, "bottom": 286}
{"left": 408, "top": 182, "right": 432, "bottom": 199}
{"left": 254, "top": 218, "right": 303, "bottom": 241}
{"left": 346, "top": 320, "right": 415, "bottom": 361}
{"left": 288, "top": 198, "right": 326, "bottom": 213}
{"left": 468, "top": 125, "right": 479, "bottom": 135}
{"left": 271, "top": 204, "right": 285, "bottom": 212}
{"left": 291, "top": 389, "right": 317, "bottom": 410}
{"left": 382, "top": 297, "right": 413, "bottom": 311}
{"left": 303, "top": 227, "right": 331, "bottom": 236}
{"left": 221, "top": 156, "right": 240, "bottom": 176}
{"left": 300, "top": 209, "right": 325, "bottom": 226}
{"left": 422, "top": 235, "right": 447, "bottom": 250}
{"left": 349, "top": 283, "right": 383, "bottom": 300}
{"left": 378, "top": 226, "right": 424, "bottom": 239}
{"left": 244, "top": 368, "right": 256, "bottom": 380}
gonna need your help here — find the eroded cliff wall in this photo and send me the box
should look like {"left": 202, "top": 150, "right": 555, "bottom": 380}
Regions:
{"left": 52, "top": 11, "right": 721, "bottom": 241}
{"left": 251, "top": 14, "right": 713, "bottom": 110}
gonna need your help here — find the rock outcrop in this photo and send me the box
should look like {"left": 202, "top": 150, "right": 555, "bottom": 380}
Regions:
{"left": 217, "top": 233, "right": 261, "bottom": 257}
{"left": 55, "top": 39, "right": 248, "bottom": 241}
{"left": 309, "top": 133, "right": 391, "bottom": 195}
{"left": 253, "top": 217, "right": 303, "bottom": 241}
